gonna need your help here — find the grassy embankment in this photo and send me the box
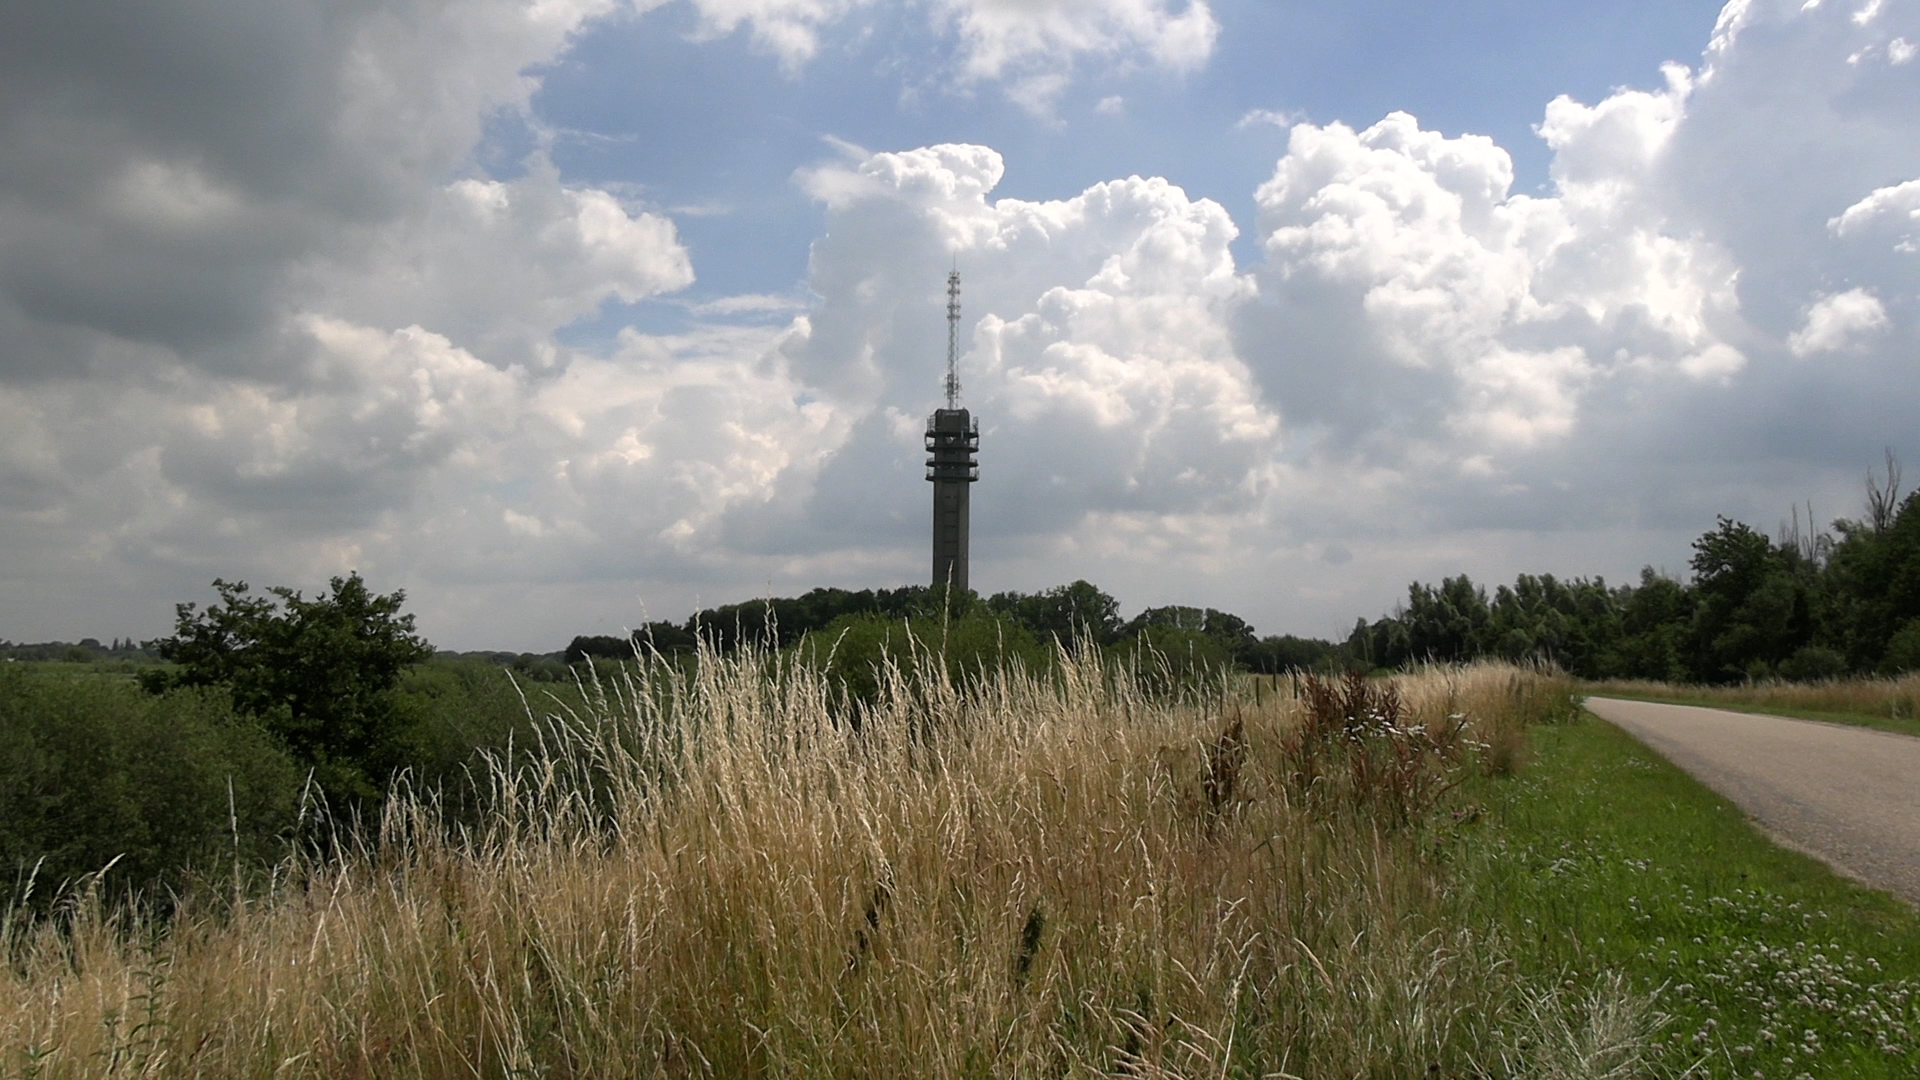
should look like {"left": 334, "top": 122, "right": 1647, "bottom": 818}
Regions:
{"left": 4, "top": 652, "right": 1666, "bottom": 1079}
{"left": 1582, "top": 674, "right": 1920, "bottom": 737}
{"left": 11, "top": 652, "right": 1920, "bottom": 1078}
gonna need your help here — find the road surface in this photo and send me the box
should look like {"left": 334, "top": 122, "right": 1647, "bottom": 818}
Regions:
{"left": 1584, "top": 697, "right": 1920, "bottom": 905}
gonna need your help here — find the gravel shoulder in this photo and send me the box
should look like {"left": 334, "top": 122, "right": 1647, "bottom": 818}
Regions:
{"left": 1584, "top": 696, "right": 1920, "bottom": 906}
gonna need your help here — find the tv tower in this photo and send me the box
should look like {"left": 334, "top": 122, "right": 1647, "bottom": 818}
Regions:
{"left": 925, "top": 269, "right": 979, "bottom": 592}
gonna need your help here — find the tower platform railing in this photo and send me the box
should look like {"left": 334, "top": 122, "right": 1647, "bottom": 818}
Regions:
{"left": 924, "top": 411, "right": 979, "bottom": 482}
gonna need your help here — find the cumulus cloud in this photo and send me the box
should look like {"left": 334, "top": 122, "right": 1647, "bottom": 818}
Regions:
{"left": 674, "top": 0, "right": 1218, "bottom": 106}
{"left": 303, "top": 167, "right": 694, "bottom": 369}
{"left": 1221, "top": 0, "right": 1917, "bottom": 606}
{"left": 1243, "top": 93, "right": 1741, "bottom": 468}
{"left": 0, "top": 0, "right": 707, "bottom": 635}
{"left": 682, "top": 0, "right": 871, "bottom": 70}
{"left": 786, "top": 142, "right": 1275, "bottom": 551}
{"left": 1789, "top": 288, "right": 1891, "bottom": 354}
{"left": 1833, "top": 177, "right": 1920, "bottom": 250}
{"left": 0, "top": 0, "right": 649, "bottom": 370}
{"left": 936, "top": 0, "right": 1218, "bottom": 102}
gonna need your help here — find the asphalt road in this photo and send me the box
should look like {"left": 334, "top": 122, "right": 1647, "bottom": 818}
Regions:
{"left": 1585, "top": 697, "right": 1920, "bottom": 905}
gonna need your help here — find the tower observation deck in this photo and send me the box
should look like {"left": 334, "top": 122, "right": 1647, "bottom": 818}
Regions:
{"left": 926, "top": 269, "right": 978, "bottom": 591}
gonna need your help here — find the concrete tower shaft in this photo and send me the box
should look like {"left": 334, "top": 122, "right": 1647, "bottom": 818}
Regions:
{"left": 927, "top": 269, "right": 978, "bottom": 591}
{"left": 926, "top": 407, "right": 978, "bottom": 591}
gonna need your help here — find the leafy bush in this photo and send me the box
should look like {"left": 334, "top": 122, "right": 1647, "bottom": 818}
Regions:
{"left": 985, "top": 579, "right": 1122, "bottom": 645}
{"left": 1777, "top": 644, "right": 1847, "bottom": 682}
{"left": 1109, "top": 624, "right": 1233, "bottom": 696}
{"left": 0, "top": 665, "right": 299, "bottom": 908}
{"left": 793, "top": 611, "right": 1048, "bottom": 707}
{"left": 1885, "top": 619, "right": 1920, "bottom": 674}
{"left": 396, "top": 658, "right": 554, "bottom": 792}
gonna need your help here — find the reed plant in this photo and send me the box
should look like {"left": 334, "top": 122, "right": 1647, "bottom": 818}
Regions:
{"left": 2, "top": 645, "right": 1652, "bottom": 1078}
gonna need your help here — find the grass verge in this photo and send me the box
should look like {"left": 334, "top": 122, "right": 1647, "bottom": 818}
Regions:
{"left": 1457, "top": 707, "right": 1920, "bottom": 1078}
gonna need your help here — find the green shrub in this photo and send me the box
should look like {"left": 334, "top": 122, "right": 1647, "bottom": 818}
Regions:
{"left": 1777, "top": 644, "right": 1847, "bottom": 682}
{"left": 1884, "top": 619, "right": 1920, "bottom": 674}
{"left": 395, "top": 658, "right": 558, "bottom": 793}
{"left": 0, "top": 666, "right": 299, "bottom": 908}
{"left": 1108, "top": 624, "right": 1233, "bottom": 696}
{"left": 793, "top": 612, "right": 1049, "bottom": 707}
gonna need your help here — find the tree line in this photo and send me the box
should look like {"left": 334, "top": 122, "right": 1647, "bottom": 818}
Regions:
{"left": 564, "top": 580, "right": 1341, "bottom": 677}
{"left": 565, "top": 458, "right": 1920, "bottom": 687}
{"left": 1348, "top": 460, "right": 1920, "bottom": 682}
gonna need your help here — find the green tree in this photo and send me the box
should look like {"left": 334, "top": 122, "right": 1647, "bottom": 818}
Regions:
{"left": 986, "top": 580, "right": 1123, "bottom": 647}
{"left": 143, "top": 573, "right": 434, "bottom": 806}
{"left": 1829, "top": 484, "right": 1920, "bottom": 672}
{"left": 1402, "top": 576, "right": 1490, "bottom": 663}
{"left": 1687, "top": 517, "right": 1814, "bottom": 681}
{"left": 1123, "top": 605, "right": 1207, "bottom": 636}
{"left": 1111, "top": 625, "right": 1234, "bottom": 696}
{"left": 1241, "top": 634, "right": 1340, "bottom": 674}
{"left": 565, "top": 634, "right": 634, "bottom": 664}
{"left": 1605, "top": 568, "right": 1693, "bottom": 681}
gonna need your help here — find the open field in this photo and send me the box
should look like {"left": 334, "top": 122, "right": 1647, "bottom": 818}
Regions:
{"left": 1583, "top": 675, "right": 1920, "bottom": 738}
{"left": 3, "top": 653, "right": 1657, "bottom": 1079}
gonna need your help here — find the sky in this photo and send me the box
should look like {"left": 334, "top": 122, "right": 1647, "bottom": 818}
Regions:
{"left": 2, "top": 0, "right": 1917, "bottom": 652}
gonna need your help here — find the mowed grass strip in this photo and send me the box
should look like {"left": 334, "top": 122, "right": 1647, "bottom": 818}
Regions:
{"left": 1458, "top": 707, "right": 1920, "bottom": 1078}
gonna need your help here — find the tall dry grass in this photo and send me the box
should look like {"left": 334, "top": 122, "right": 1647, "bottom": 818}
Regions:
{"left": 3, "top": 648, "right": 1655, "bottom": 1078}
{"left": 1592, "top": 672, "right": 1920, "bottom": 721}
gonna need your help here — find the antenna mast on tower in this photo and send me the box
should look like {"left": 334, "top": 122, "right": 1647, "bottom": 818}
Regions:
{"left": 944, "top": 268, "right": 961, "bottom": 409}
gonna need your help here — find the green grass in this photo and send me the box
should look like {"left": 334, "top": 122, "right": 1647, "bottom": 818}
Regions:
{"left": 1458, "top": 708, "right": 1920, "bottom": 1077}
{"left": 4, "top": 658, "right": 152, "bottom": 679}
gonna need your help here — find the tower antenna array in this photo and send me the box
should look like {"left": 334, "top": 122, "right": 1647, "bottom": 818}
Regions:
{"left": 944, "top": 269, "right": 961, "bottom": 409}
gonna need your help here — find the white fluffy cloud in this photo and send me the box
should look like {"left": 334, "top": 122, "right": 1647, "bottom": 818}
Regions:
{"left": 939, "top": 0, "right": 1216, "bottom": 75}
{"left": 683, "top": 0, "right": 870, "bottom": 69}
{"left": 1834, "top": 177, "right": 1920, "bottom": 251}
{"left": 784, "top": 142, "right": 1275, "bottom": 559}
{"left": 1245, "top": 90, "right": 1743, "bottom": 468}
{"left": 1217, "top": 0, "right": 1916, "bottom": 617}
{"left": 1789, "top": 288, "right": 1891, "bottom": 355}
{"left": 936, "top": 0, "right": 1216, "bottom": 110}
{"left": 0, "top": 0, "right": 708, "bottom": 638}
{"left": 674, "top": 0, "right": 1217, "bottom": 107}
{"left": 303, "top": 168, "right": 694, "bottom": 369}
